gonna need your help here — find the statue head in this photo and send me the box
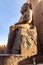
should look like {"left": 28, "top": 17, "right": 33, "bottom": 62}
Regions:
{"left": 21, "top": 2, "right": 32, "bottom": 14}
{"left": 21, "top": 2, "right": 33, "bottom": 24}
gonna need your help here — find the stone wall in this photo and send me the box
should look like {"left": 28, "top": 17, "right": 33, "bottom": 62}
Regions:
{"left": 29, "top": 0, "right": 43, "bottom": 53}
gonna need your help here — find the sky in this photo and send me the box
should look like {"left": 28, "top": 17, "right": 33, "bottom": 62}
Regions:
{"left": 0, "top": 0, "right": 27, "bottom": 45}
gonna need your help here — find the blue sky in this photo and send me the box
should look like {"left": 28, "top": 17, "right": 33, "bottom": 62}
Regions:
{"left": 0, "top": 0, "right": 27, "bottom": 45}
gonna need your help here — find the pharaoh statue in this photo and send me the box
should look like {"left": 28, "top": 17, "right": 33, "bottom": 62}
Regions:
{"left": 7, "top": 2, "right": 37, "bottom": 55}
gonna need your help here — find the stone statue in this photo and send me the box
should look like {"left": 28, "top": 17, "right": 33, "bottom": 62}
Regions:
{"left": 7, "top": 2, "right": 37, "bottom": 55}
